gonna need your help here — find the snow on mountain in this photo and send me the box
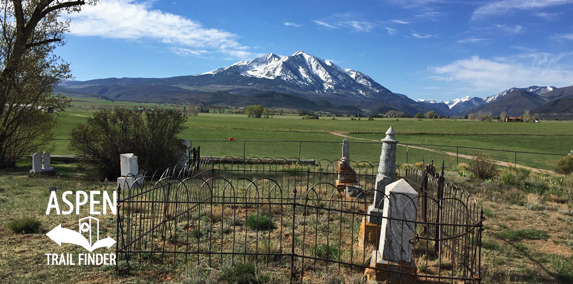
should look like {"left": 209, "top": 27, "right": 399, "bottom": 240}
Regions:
{"left": 484, "top": 86, "right": 555, "bottom": 104}
{"left": 417, "top": 99, "right": 443, "bottom": 104}
{"left": 202, "top": 51, "right": 390, "bottom": 98}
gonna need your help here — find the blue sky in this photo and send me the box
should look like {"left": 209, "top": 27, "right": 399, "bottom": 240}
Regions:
{"left": 58, "top": 0, "right": 573, "bottom": 101}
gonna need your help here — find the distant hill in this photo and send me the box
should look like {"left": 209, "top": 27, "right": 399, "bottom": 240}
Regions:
{"left": 540, "top": 85, "right": 573, "bottom": 102}
{"left": 55, "top": 51, "right": 453, "bottom": 116}
{"left": 461, "top": 89, "right": 547, "bottom": 117}
{"left": 532, "top": 98, "right": 573, "bottom": 119}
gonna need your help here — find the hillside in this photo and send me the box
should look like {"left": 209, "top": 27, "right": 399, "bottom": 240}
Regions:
{"left": 532, "top": 98, "right": 573, "bottom": 119}
{"left": 461, "top": 89, "right": 547, "bottom": 117}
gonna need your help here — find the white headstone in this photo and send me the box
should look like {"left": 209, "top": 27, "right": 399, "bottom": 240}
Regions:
{"left": 376, "top": 179, "right": 418, "bottom": 263}
{"left": 120, "top": 153, "right": 138, "bottom": 177}
{"left": 118, "top": 153, "right": 142, "bottom": 190}
{"left": 42, "top": 152, "right": 53, "bottom": 171}
{"left": 30, "top": 152, "right": 43, "bottom": 173}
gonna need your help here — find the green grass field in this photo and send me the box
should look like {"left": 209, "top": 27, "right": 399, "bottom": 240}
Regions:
{"left": 47, "top": 98, "right": 572, "bottom": 171}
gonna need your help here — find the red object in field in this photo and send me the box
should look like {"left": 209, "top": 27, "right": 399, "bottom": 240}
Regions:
{"left": 229, "top": 137, "right": 235, "bottom": 141}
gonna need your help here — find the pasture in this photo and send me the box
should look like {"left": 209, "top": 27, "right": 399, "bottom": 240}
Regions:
{"left": 1, "top": 98, "right": 573, "bottom": 283}
{"left": 50, "top": 100, "right": 572, "bottom": 171}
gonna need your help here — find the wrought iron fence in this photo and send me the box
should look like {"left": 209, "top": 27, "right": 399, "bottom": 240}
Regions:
{"left": 115, "top": 160, "right": 483, "bottom": 283}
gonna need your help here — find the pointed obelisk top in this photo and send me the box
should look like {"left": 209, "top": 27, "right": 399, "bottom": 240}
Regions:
{"left": 381, "top": 126, "right": 398, "bottom": 144}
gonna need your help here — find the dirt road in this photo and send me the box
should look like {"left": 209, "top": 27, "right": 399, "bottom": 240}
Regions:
{"left": 329, "top": 131, "right": 556, "bottom": 175}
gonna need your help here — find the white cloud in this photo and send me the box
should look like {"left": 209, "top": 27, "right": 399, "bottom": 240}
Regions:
{"left": 386, "top": 27, "right": 397, "bottom": 35}
{"left": 314, "top": 13, "right": 376, "bottom": 32}
{"left": 313, "top": 20, "right": 337, "bottom": 29}
{"left": 65, "top": 0, "right": 255, "bottom": 59}
{"left": 457, "top": 37, "right": 487, "bottom": 44}
{"left": 431, "top": 54, "right": 573, "bottom": 91}
{"left": 284, "top": 22, "right": 302, "bottom": 27}
{"left": 552, "top": 33, "right": 573, "bottom": 40}
{"left": 472, "top": 0, "right": 573, "bottom": 20}
{"left": 495, "top": 24, "right": 522, "bottom": 34}
{"left": 412, "top": 33, "right": 436, "bottom": 39}
{"left": 390, "top": 19, "right": 410, "bottom": 24}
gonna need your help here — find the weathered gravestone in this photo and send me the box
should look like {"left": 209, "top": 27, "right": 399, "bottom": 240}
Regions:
{"left": 178, "top": 139, "right": 190, "bottom": 168}
{"left": 117, "top": 153, "right": 142, "bottom": 190}
{"left": 29, "top": 152, "right": 43, "bottom": 174}
{"left": 368, "top": 179, "right": 418, "bottom": 283}
{"left": 42, "top": 152, "right": 54, "bottom": 171}
{"left": 359, "top": 127, "right": 398, "bottom": 248}
{"left": 335, "top": 138, "right": 363, "bottom": 197}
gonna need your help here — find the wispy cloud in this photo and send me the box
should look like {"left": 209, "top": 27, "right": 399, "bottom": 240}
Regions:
{"left": 472, "top": 0, "right": 573, "bottom": 20}
{"left": 413, "top": 33, "right": 437, "bottom": 39}
{"left": 314, "top": 13, "right": 376, "bottom": 32}
{"left": 314, "top": 20, "right": 338, "bottom": 29}
{"left": 494, "top": 24, "right": 523, "bottom": 34}
{"left": 552, "top": 33, "right": 573, "bottom": 41}
{"left": 65, "top": 0, "right": 255, "bottom": 59}
{"left": 386, "top": 27, "right": 397, "bottom": 35}
{"left": 390, "top": 19, "right": 410, "bottom": 24}
{"left": 431, "top": 53, "right": 573, "bottom": 92}
{"left": 284, "top": 22, "right": 302, "bottom": 27}
{"left": 457, "top": 37, "right": 487, "bottom": 44}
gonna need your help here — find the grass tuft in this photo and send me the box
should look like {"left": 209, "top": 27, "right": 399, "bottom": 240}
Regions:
{"left": 8, "top": 217, "right": 42, "bottom": 234}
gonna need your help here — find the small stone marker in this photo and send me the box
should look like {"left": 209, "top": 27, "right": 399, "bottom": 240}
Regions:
{"left": 42, "top": 152, "right": 54, "bottom": 171}
{"left": 369, "top": 179, "right": 418, "bottom": 283}
{"left": 30, "top": 152, "right": 43, "bottom": 173}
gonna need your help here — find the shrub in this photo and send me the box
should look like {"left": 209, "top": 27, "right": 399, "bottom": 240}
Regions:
{"left": 219, "top": 262, "right": 268, "bottom": 284}
{"left": 246, "top": 213, "right": 273, "bottom": 230}
{"left": 9, "top": 217, "right": 42, "bottom": 234}
{"left": 69, "top": 108, "right": 187, "bottom": 179}
{"left": 469, "top": 152, "right": 497, "bottom": 180}
{"left": 555, "top": 156, "right": 573, "bottom": 175}
{"left": 500, "top": 166, "right": 531, "bottom": 186}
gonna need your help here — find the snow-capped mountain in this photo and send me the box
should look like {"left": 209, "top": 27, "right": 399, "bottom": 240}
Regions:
{"left": 442, "top": 86, "right": 556, "bottom": 115}
{"left": 417, "top": 99, "right": 443, "bottom": 104}
{"left": 484, "top": 86, "right": 555, "bottom": 104}
{"left": 203, "top": 51, "right": 394, "bottom": 99}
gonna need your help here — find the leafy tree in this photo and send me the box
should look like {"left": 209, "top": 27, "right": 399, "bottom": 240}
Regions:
{"left": 0, "top": 0, "right": 96, "bottom": 168}
{"left": 69, "top": 108, "right": 187, "bottom": 179}
{"left": 522, "top": 110, "right": 531, "bottom": 122}
{"left": 262, "top": 108, "right": 271, "bottom": 118}
{"left": 424, "top": 110, "right": 435, "bottom": 118}
{"left": 499, "top": 111, "right": 507, "bottom": 122}
{"left": 245, "top": 105, "right": 264, "bottom": 118}
{"left": 414, "top": 112, "right": 423, "bottom": 118}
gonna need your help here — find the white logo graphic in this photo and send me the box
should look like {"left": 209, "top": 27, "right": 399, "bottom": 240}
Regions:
{"left": 46, "top": 217, "right": 116, "bottom": 252}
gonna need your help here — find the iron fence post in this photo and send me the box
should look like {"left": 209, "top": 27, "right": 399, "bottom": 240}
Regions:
{"left": 299, "top": 141, "right": 302, "bottom": 160}
{"left": 456, "top": 146, "right": 459, "bottom": 165}
{"left": 115, "top": 183, "right": 121, "bottom": 270}
{"left": 421, "top": 167, "right": 428, "bottom": 233}
{"left": 290, "top": 187, "right": 297, "bottom": 283}
{"left": 243, "top": 141, "right": 246, "bottom": 159}
{"left": 406, "top": 144, "right": 409, "bottom": 163}
{"left": 514, "top": 152, "right": 517, "bottom": 166}
{"left": 435, "top": 163, "right": 445, "bottom": 256}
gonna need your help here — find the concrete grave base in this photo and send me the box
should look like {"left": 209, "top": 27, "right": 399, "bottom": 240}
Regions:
{"left": 366, "top": 251, "right": 417, "bottom": 283}
{"left": 358, "top": 217, "right": 381, "bottom": 250}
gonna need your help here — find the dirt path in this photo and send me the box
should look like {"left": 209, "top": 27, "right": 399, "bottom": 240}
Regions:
{"left": 329, "top": 131, "right": 556, "bottom": 175}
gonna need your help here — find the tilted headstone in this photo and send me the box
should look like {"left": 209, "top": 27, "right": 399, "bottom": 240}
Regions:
{"left": 376, "top": 179, "right": 418, "bottom": 262}
{"left": 30, "top": 153, "right": 43, "bottom": 173}
{"left": 367, "top": 126, "right": 398, "bottom": 224}
{"left": 369, "top": 179, "right": 418, "bottom": 283}
{"left": 42, "top": 152, "right": 53, "bottom": 171}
